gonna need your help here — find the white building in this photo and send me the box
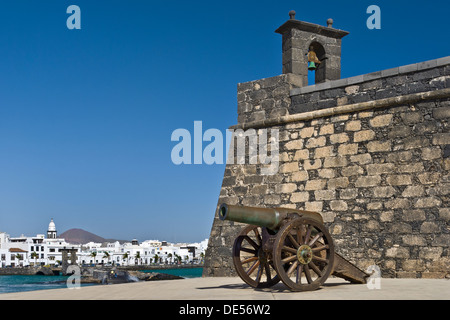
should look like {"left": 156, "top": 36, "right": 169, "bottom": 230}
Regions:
{"left": 0, "top": 219, "right": 208, "bottom": 268}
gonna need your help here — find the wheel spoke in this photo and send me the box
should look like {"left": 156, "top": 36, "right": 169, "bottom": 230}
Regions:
{"left": 241, "top": 256, "right": 258, "bottom": 265}
{"left": 308, "top": 261, "right": 323, "bottom": 277}
{"left": 255, "top": 265, "right": 263, "bottom": 283}
{"left": 296, "top": 264, "right": 303, "bottom": 284}
{"left": 247, "top": 260, "right": 260, "bottom": 275}
{"left": 311, "top": 245, "right": 329, "bottom": 253}
{"left": 308, "top": 232, "right": 323, "bottom": 246}
{"left": 253, "top": 228, "right": 262, "bottom": 246}
{"left": 240, "top": 247, "right": 257, "bottom": 254}
{"left": 281, "top": 254, "right": 297, "bottom": 264}
{"left": 244, "top": 235, "right": 259, "bottom": 250}
{"left": 312, "top": 255, "right": 328, "bottom": 264}
{"left": 287, "top": 260, "right": 299, "bottom": 276}
{"left": 304, "top": 264, "right": 313, "bottom": 284}
{"left": 287, "top": 233, "right": 300, "bottom": 249}
{"left": 297, "top": 226, "right": 304, "bottom": 246}
{"left": 264, "top": 264, "right": 272, "bottom": 281}
{"left": 304, "top": 225, "right": 312, "bottom": 245}
{"left": 281, "top": 246, "right": 297, "bottom": 255}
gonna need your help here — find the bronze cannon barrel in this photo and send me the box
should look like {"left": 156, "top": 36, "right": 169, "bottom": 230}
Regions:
{"left": 218, "top": 203, "right": 323, "bottom": 231}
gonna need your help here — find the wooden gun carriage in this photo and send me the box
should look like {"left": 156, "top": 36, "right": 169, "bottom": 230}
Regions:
{"left": 219, "top": 203, "right": 369, "bottom": 291}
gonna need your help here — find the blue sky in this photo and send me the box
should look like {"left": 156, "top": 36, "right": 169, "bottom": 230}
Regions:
{"left": 0, "top": 0, "right": 448, "bottom": 242}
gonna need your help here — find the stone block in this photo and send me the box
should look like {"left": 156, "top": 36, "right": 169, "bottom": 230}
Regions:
{"left": 323, "top": 156, "right": 348, "bottom": 168}
{"left": 319, "top": 124, "right": 334, "bottom": 135}
{"left": 370, "top": 114, "right": 393, "bottom": 127}
{"left": 386, "top": 175, "right": 412, "bottom": 186}
{"left": 327, "top": 177, "right": 349, "bottom": 189}
{"left": 403, "top": 210, "right": 426, "bottom": 221}
{"left": 341, "top": 165, "right": 364, "bottom": 176}
{"left": 279, "top": 162, "right": 299, "bottom": 173}
{"left": 340, "top": 188, "right": 358, "bottom": 199}
{"left": 318, "top": 168, "right": 336, "bottom": 179}
{"left": 338, "top": 143, "right": 358, "bottom": 155}
{"left": 305, "top": 179, "right": 327, "bottom": 191}
{"left": 290, "top": 192, "right": 310, "bottom": 203}
{"left": 275, "top": 183, "right": 297, "bottom": 194}
{"left": 384, "top": 198, "right": 410, "bottom": 209}
{"left": 330, "top": 133, "right": 349, "bottom": 144}
{"left": 305, "top": 136, "right": 326, "bottom": 148}
{"left": 421, "top": 147, "right": 441, "bottom": 160}
{"left": 417, "top": 172, "right": 440, "bottom": 184}
{"left": 305, "top": 201, "right": 323, "bottom": 212}
{"left": 355, "top": 176, "right": 381, "bottom": 187}
{"left": 303, "top": 159, "right": 322, "bottom": 170}
{"left": 367, "top": 141, "right": 391, "bottom": 152}
{"left": 419, "top": 247, "right": 443, "bottom": 260}
{"left": 400, "top": 112, "right": 423, "bottom": 124}
{"left": 294, "top": 149, "right": 309, "bottom": 160}
{"left": 350, "top": 153, "right": 372, "bottom": 165}
{"left": 366, "top": 163, "right": 395, "bottom": 175}
{"left": 345, "top": 120, "right": 361, "bottom": 131}
{"left": 433, "top": 106, "right": 450, "bottom": 119}
{"left": 386, "top": 246, "right": 410, "bottom": 259}
{"left": 291, "top": 170, "right": 309, "bottom": 182}
{"left": 432, "top": 133, "right": 450, "bottom": 145}
{"left": 299, "top": 127, "right": 315, "bottom": 138}
{"left": 314, "top": 146, "right": 335, "bottom": 158}
{"left": 372, "top": 186, "right": 396, "bottom": 198}
{"left": 439, "top": 208, "right": 450, "bottom": 220}
{"left": 402, "top": 186, "right": 425, "bottom": 198}
{"left": 284, "top": 139, "right": 304, "bottom": 150}
{"left": 414, "top": 197, "right": 442, "bottom": 208}
{"left": 354, "top": 130, "right": 376, "bottom": 142}
{"left": 314, "top": 190, "right": 336, "bottom": 201}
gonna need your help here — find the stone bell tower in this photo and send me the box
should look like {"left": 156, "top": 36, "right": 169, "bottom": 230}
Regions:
{"left": 275, "top": 10, "right": 349, "bottom": 86}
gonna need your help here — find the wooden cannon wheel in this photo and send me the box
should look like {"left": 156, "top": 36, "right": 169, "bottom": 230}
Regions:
{"left": 232, "top": 224, "right": 280, "bottom": 288}
{"left": 273, "top": 217, "right": 335, "bottom": 291}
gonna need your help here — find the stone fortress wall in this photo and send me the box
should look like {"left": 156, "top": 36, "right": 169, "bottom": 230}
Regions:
{"left": 203, "top": 13, "right": 449, "bottom": 279}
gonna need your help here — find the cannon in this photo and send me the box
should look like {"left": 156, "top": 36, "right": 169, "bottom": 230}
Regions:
{"left": 218, "top": 203, "right": 369, "bottom": 291}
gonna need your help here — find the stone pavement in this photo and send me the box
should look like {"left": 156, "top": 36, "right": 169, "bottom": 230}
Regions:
{"left": 0, "top": 277, "right": 449, "bottom": 300}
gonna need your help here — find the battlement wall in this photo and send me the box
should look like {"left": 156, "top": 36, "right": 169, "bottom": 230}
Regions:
{"left": 204, "top": 57, "right": 450, "bottom": 279}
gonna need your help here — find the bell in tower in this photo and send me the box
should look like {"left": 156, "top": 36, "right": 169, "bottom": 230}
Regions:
{"left": 275, "top": 11, "right": 349, "bottom": 86}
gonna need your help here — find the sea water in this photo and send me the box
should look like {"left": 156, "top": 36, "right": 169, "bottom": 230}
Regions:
{"left": 142, "top": 267, "right": 203, "bottom": 279}
{"left": 0, "top": 268, "right": 203, "bottom": 294}
{"left": 0, "top": 275, "right": 73, "bottom": 294}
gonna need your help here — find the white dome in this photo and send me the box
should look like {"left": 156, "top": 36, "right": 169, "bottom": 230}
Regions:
{"left": 48, "top": 218, "right": 56, "bottom": 232}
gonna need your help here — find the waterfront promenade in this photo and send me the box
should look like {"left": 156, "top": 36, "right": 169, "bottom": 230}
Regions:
{"left": 0, "top": 277, "right": 448, "bottom": 300}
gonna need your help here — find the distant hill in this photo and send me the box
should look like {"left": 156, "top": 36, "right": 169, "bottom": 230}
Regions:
{"left": 59, "top": 228, "right": 128, "bottom": 245}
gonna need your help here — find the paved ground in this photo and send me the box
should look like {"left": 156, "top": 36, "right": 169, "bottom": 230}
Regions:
{"left": 0, "top": 277, "right": 449, "bottom": 300}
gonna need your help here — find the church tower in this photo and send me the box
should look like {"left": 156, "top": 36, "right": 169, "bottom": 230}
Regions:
{"left": 47, "top": 218, "right": 57, "bottom": 239}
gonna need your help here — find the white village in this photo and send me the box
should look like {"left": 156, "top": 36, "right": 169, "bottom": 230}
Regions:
{"left": 0, "top": 219, "right": 208, "bottom": 268}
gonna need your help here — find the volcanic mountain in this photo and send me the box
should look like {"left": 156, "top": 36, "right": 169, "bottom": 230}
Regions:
{"left": 59, "top": 228, "right": 128, "bottom": 245}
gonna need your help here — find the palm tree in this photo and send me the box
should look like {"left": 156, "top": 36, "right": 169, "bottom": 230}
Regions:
{"left": 30, "top": 252, "right": 38, "bottom": 267}
{"left": 199, "top": 252, "right": 205, "bottom": 264}
{"left": 153, "top": 254, "right": 159, "bottom": 264}
{"left": 135, "top": 251, "right": 141, "bottom": 265}
{"left": 122, "top": 252, "right": 129, "bottom": 266}
{"left": 102, "top": 251, "right": 110, "bottom": 264}
{"left": 90, "top": 252, "right": 97, "bottom": 265}
{"left": 168, "top": 253, "right": 173, "bottom": 264}
{"left": 15, "top": 254, "right": 22, "bottom": 267}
